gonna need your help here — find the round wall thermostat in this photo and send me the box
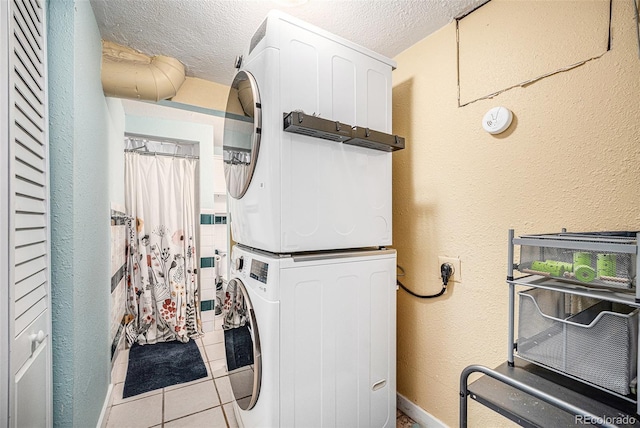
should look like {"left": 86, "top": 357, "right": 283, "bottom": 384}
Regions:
{"left": 482, "top": 106, "right": 513, "bottom": 134}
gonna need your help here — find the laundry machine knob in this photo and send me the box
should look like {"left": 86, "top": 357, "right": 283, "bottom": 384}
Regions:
{"left": 236, "top": 256, "right": 244, "bottom": 271}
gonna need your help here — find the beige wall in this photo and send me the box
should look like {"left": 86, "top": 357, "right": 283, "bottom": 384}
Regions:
{"left": 391, "top": 0, "right": 640, "bottom": 426}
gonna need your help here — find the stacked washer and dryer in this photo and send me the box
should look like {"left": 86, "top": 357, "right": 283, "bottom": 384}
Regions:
{"left": 221, "top": 11, "right": 404, "bottom": 428}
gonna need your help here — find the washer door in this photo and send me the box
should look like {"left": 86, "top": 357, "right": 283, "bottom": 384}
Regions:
{"left": 222, "top": 71, "right": 262, "bottom": 199}
{"left": 223, "top": 278, "right": 262, "bottom": 410}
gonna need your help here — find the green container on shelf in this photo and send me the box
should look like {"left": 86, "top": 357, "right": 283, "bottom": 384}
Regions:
{"left": 597, "top": 254, "right": 617, "bottom": 277}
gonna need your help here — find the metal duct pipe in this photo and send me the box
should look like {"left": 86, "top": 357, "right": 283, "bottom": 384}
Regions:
{"left": 101, "top": 40, "right": 186, "bottom": 101}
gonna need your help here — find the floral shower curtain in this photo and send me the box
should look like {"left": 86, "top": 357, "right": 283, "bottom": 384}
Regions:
{"left": 124, "top": 152, "right": 202, "bottom": 345}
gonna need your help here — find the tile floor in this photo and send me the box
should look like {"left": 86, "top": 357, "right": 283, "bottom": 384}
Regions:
{"left": 104, "top": 317, "right": 418, "bottom": 428}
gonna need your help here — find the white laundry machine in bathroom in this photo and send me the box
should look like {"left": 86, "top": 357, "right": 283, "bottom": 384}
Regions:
{"left": 223, "top": 11, "right": 401, "bottom": 253}
{"left": 223, "top": 244, "right": 397, "bottom": 428}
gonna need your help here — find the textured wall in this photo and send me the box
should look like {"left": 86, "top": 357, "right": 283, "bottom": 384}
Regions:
{"left": 391, "top": 0, "right": 640, "bottom": 426}
{"left": 48, "top": 1, "right": 76, "bottom": 425}
{"left": 48, "top": 0, "right": 112, "bottom": 425}
{"left": 458, "top": 1, "right": 610, "bottom": 104}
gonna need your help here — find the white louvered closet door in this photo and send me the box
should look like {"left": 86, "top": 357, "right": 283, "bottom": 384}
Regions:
{"left": 5, "top": 0, "right": 52, "bottom": 427}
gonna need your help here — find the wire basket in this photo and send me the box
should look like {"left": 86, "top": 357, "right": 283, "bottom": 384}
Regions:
{"left": 517, "top": 232, "right": 637, "bottom": 290}
{"left": 517, "top": 287, "right": 638, "bottom": 396}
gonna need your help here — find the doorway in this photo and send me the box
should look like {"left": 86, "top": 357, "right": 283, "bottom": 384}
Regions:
{"left": 123, "top": 135, "right": 201, "bottom": 345}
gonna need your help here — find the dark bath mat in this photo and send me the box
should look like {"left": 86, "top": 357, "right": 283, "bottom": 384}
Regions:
{"left": 123, "top": 339, "right": 207, "bottom": 398}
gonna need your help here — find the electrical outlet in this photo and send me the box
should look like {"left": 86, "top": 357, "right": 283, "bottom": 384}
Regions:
{"left": 438, "top": 256, "right": 461, "bottom": 283}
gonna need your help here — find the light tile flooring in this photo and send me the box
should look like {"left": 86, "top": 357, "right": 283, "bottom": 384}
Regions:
{"left": 104, "top": 318, "right": 418, "bottom": 428}
{"left": 105, "top": 325, "right": 237, "bottom": 428}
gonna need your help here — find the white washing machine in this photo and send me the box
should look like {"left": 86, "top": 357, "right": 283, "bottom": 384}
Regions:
{"left": 223, "top": 244, "right": 397, "bottom": 428}
{"left": 223, "top": 11, "right": 398, "bottom": 253}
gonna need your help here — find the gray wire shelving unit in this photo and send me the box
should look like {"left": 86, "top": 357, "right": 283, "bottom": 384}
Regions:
{"left": 460, "top": 229, "right": 640, "bottom": 427}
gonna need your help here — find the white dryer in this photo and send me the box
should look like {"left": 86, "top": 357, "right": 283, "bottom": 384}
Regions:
{"left": 222, "top": 11, "right": 398, "bottom": 253}
{"left": 223, "top": 244, "right": 397, "bottom": 428}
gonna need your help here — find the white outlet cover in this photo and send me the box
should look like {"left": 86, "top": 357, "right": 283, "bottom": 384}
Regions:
{"left": 482, "top": 106, "right": 513, "bottom": 134}
{"left": 438, "top": 256, "right": 461, "bottom": 283}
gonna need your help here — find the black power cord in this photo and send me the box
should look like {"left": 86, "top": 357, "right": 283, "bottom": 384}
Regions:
{"left": 397, "top": 263, "right": 453, "bottom": 299}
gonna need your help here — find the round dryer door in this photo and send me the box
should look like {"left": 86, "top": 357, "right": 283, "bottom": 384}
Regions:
{"left": 222, "top": 278, "right": 262, "bottom": 410}
{"left": 222, "top": 71, "right": 262, "bottom": 199}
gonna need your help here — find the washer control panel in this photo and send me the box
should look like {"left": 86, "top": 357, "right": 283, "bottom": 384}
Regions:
{"left": 250, "top": 259, "right": 269, "bottom": 284}
{"left": 231, "top": 246, "right": 279, "bottom": 300}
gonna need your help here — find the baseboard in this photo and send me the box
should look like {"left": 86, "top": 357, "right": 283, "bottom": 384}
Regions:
{"left": 397, "top": 393, "right": 447, "bottom": 428}
{"left": 96, "top": 383, "right": 114, "bottom": 428}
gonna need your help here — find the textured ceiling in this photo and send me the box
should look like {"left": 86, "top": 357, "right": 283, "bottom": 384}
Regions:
{"left": 90, "top": 0, "right": 485, "bottom": 86}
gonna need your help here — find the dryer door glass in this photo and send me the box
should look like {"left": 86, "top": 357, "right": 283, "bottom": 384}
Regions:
{"left": 222, "top": 71, "right": 262, "bottom": 199}
{"left": 222, "top": 278, "right": 262, "bottom": 410}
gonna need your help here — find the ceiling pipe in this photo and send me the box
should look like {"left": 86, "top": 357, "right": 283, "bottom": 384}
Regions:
{"left": 101, "top": 40, "right": 186, "bottom": 102}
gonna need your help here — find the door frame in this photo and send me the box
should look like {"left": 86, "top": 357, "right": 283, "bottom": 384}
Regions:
{"left": 1, "top": 0, "right": 10, "bottom": 423}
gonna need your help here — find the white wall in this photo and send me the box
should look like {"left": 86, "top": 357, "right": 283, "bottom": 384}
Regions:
{"left": 106, "top": 98, "right": 125, "bottom": 208}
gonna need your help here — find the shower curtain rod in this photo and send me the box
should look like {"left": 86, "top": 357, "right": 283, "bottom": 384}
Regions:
{"left": 124, "top": 149, "right": 199, "bottom": 160}
{"left": 125, "top": 133, "right": 199, "bottom": 146}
